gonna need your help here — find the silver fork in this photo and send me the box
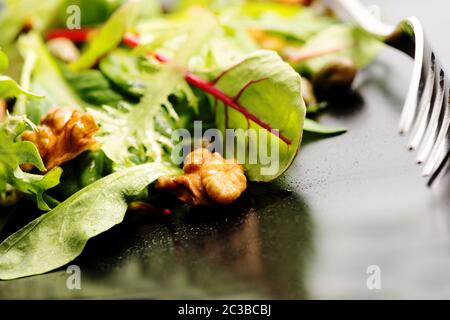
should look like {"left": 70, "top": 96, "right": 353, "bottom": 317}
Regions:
{"left": 327, "top": 0, "right": 450, "bottom": 186}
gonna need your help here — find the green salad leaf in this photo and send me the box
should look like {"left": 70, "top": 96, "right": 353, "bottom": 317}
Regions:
{"left": 17, "top": 32, "right": 86, "bottom": 119}
{"left": 0, "top": 76, "right": 44, "bottom": 99}
{"left": 303, "top": 118, "right": 347, "bottom": 135}
{"left": 96, "top": 12, "right": 217, "bottom": 166}
{"left": 62, "top": 67, "right": 125, "bottom": 106}
{"left": 0, "top": 116, "right": 62, "bottom": 211}
{"left": 0, "top": 0, "right": 65, "bottom": 47}
{"left": 238, "top": 3, "right": 334, "bottom": 42}
{"left": 69, "top": 1, "right": 139, "bottom": 71}
{"left": 58, "top": 0, "right": 127, "bottom": 26}
{"left": 207, "top": 50, "right": 305, "bottom": 182}
{"left": 0, "top": 47, "right": 44, "bottom": 101}
{"left": 99, "top": 48, "right": 150, "bottom": 97}
{"left": 0, "top": 50, "right": 8, "bottom": 73}
{"left": 292, "top": 24, "right": 384, "bottom": 73}
{"left": 0, "top": 162, "right": 180, "bottom": 280}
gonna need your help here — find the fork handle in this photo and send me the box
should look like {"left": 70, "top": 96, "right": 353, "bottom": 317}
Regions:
{"left": 327, "top": 0, "right": 395, "bottom": 37}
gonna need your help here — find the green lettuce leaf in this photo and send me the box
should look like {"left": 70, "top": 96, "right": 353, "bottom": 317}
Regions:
{"left": 207, "top": 50, "right": 305, "bottom": 182}
{"left": 69, "top": 1, "right": 139, "bottom": 71}
{"left": 62, "top": 67, "right": 125, "bottom": 106}
{"left": 99, "top": 48, "right": 150, "bottom": 97}
{"left": 303, "top": 118, "right": 346, "bottom": 135}
{"left": 238, "top": 3, "right": 334, "bottom": 42}
{"left": 0, "top": 116, "right": 62, "bottom": 211}
{"left": 0, "top": 50, "right": 8, "bottom": 73}
{"left": 16, "top": 32, "right": 86, "bottom": 121}
{"left": 0, "top": 75, "right": 44, "bottom": 99}
{"left": 0, "top": 162, "right": 180, "bottom": 280}
{"left": 0, "top": 47, "right": 44, "bottom": 101}
{"left": 293, "top": 24, "right": 384, "bottom": 73}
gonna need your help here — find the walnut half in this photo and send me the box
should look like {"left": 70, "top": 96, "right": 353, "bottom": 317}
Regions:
{"left": 156, "top": 148, "right": 247, "bottom": 206}
{"left": 22, "top": 108, "right": 98, "bottom": 170}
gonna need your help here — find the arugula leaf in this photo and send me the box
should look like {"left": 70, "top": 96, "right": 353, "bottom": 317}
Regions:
{"left": 69, "top": 1, "right": 139, "bottom": 71}
{"left": 0, "top": 76, "right": 44, "bottom": 99}
{"left": 206, "top": 50, "right": 305, "bottom": 182}
{"left": 292, "top": 24, "right": 384, "bottom": 73}
{"left": 0, "top": 116, "right": 62, "bottom": 211}
{"left": 303, "top": 118, "right": 346, "bottom": 135}
{"left": 0, "top": 162, "right": 180, "bottom": 280}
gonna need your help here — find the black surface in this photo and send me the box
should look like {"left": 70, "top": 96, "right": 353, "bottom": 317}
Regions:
{"left": 1, "top": 0, "right": 450, "bottom": 299}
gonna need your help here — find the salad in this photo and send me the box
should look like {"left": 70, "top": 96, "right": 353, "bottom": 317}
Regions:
{"left": 0, "top": 0, "right": 383, "bottom": 280}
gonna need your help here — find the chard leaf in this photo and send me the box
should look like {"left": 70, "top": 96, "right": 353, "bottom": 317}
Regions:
{"left": 0, "top": 162, "right": 180, "bottom": 280}
{"left": 208, "top": 50, "right": 306, "bottom": 182}
{"left": 0, "top": 75, "right": 44, "bottom": 99}
{"left": 303, "top": 118, "right": 346, "bottom": 135}
{"left": 70, "top": 1, "right": 139, "bottom": 71}
{"left": 0, "top": 116, "right": 62, "bottom": 211}
{"left": 292, "top": 24, "right": 384, "bottom": 73}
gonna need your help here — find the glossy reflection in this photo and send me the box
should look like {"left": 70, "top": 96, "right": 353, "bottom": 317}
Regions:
{"left": 0, "top": 184, "right": 313, "bottom": 299}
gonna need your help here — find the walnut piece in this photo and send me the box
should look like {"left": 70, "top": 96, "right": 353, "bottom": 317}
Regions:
{"left": 156, "top": 148, "right": 247, "bottom": 206}
{"left": 21, "top": 108, "right": 98, "bottom": 170}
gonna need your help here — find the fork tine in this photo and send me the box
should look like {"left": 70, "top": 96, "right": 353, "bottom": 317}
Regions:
{"left": 416, "top": 69, "right": 447, "bottom": 163}
{"left": 331, "top": 2, "right": 449, "bottom": 186}
{"left": 422, "top": 88, "right": 450, "bottom": 174}
{"left": 407, "top": 52, "right": 436, "bottom": 149}
{"left": 398, "top": 17, "right": 426, "bottom": 134}
{"left": 427, "top": 148, "right": 450, "bottom": 187}
{"left": 423, "top": 122, "right": 449, "bottom": 176}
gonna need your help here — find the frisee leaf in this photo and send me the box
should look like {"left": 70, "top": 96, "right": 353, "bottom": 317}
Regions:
{"left": 0, "top": 162, "right": 180, "bottom": 280}
{"left": 0, "top": 116, "right": 62, "bottom": 211}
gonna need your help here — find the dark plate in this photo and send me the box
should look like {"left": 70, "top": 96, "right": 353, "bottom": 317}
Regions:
{"left": 1, "top": 0, "right": 450, "bottom": 299}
